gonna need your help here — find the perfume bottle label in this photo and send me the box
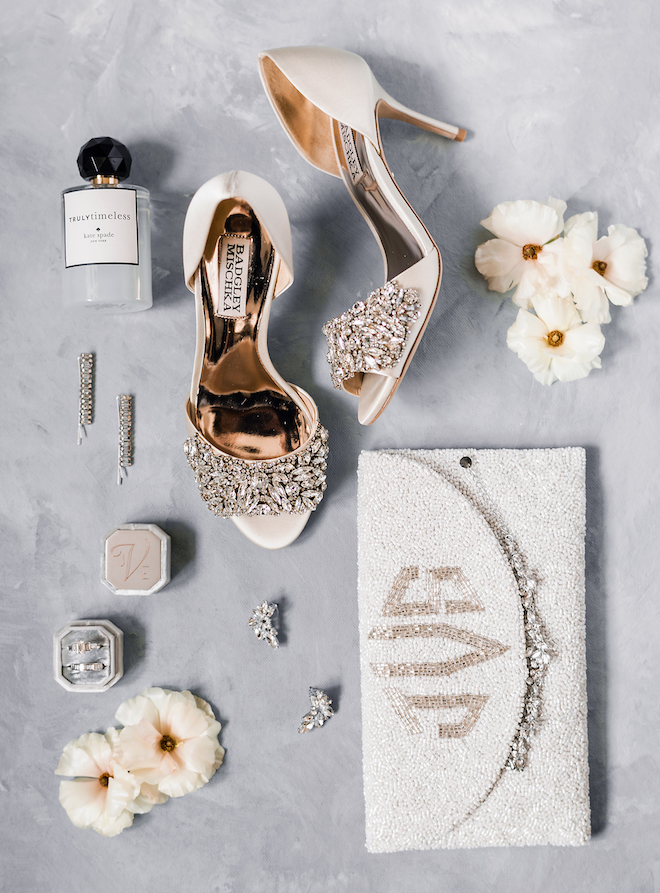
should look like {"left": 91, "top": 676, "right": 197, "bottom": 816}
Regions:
{"left": 339, "top": 123, "right": 365, "bottom": 185}
{"left": 217, "top": 236, "right": 249, "bottom": 317}
{"left": 64, "top": 189, "right": 139, "bottom": 267}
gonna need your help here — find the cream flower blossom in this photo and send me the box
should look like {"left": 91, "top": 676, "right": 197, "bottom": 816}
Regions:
{"left": 116, "top": 688, "right": 224, "bottom": 798}
{"left": 55, "top": 729, "right": 141, "bottom": 837}
{"left": 475, "top": 197, "right": 570, "bottom": 306}
{"left": 506, "top": 293, "right": 605, "bottom": 385}
{"left": 565, "top": 212, "right": 648, "bottom": 323}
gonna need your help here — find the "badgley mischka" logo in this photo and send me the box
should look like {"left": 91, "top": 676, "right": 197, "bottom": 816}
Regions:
{"left": 339, "top": 122, "right": 365, "bottom": 186}
{"left": 218, "top": 236, "right": 249, "bottom": 317}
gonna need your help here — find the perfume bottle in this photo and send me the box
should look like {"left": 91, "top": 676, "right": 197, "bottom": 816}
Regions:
{"left": 62, "top": 137, "right": 152, "bottom": 312}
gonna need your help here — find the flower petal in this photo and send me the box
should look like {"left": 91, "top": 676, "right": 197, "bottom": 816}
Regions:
{"left": 115, "top": 692, "right": 161, "bottom": 728}
{"left": 91, "top": 809, "right": 134, "bottom": 837}
{"left": 165, "top": 700, "right": 211, "bottom": 743}
{"left": 572, "top": 277, "right": 611, "bottom": 324}
{"left": 512, "top": 260, "right": 572, "bottom": 307}
{"left": 507, "top": 307, "right": 549, "bottom": 342}
{"left": 532, "top": 295, "right": 581, "bottom": 333}
{"left": 59, "top": 778, "right": 107, "bottom": 828}
{"left": 475, "top": 239, "right": 526, "bottom": 292}
{"left": 211, "top": 740, "right": 226, "bottom": 774}
{"left": 531, "top": 364, "right": 559, "bottom": 386}
{"left": 481, "top": 198, "right": 564, "bottom": 246}
{"left": 506, "top": 310, "right": 557, "bottom": 385}
{"left": 129, "top": 783, "right": 169, "bottom": 815}
{"left": 562, "top": 322, "right": 605, "bottom": 363}
{"left": 550, "top": 354, "right": 600, "bottom": 383}
{"left": 593, "top": 224, "right": 648, "bottom": 297}
{"left": 157, "top": 768, "right": 207, "bottom": 798}
{"left": 158, "top": 751, "right": 182, "bottom": 776}
{"left": 55, "top": 732, "right": 113, "bottom": 778}
{"left": 544, "top": 196, "right": 567, "bottom": 234}
{"left": 603, "top": 281, "right": 635, "bottom": 307}
{"left": 193, "top": 694, "right": 217, "bottom": 721}
{"left": 104, "top": 766, "right": 140, "bottom": 818}
{"left": 564, "top": 211, "right": 598, "bottom": 250}
{"left": 116, "top": 720, "right": 163, "bottom": 773}
{"left": 175, "top": 735, "right": 218, "bottom": 777}
{"left": 507, "top": 340, "right": 555, "bottom": 383}
{"left": 535, "top": 238, "right": 570, "bottom": 284}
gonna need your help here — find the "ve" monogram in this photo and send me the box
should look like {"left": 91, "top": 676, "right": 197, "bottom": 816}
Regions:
{"left": 369, "top": 566, "right": 508, "bottom": 738}
{"left": 110, "top": 539, "right": 151, "bottom": 582}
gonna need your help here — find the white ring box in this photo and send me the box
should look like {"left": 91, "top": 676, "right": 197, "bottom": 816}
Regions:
{"left": 101, "top": 523, "right": 171, "bottom": 596}
{"left": 54, "top": 619, "right": 123, "bottom": 692}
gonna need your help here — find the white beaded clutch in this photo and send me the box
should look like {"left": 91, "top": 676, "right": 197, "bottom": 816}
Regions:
{"left": 357, "top": 448, "right": 590, "bottom": 852}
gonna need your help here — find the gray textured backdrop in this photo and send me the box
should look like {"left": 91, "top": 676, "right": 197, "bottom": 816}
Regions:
{"left": 1, "top": 1, "right": 659, "bottom": 891}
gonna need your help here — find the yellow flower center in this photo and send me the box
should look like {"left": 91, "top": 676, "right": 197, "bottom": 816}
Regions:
{"left": 99, "top": 773, "right": 110, "bottom": 787}
{"left": 592, "top": 260, "right": 607, "bottom": 276}
{"left": 160, "top": 734, "right": 177, "bottom": 752}
{"left": 522, "top": 244, "right": 542, "bottom": 260}
{"left": 547, "top": 330, "right": 564, "bottom": 347}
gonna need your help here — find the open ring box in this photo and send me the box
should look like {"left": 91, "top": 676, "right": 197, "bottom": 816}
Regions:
{"left": 53, "top": 619, "right": 123, "bottom": 693}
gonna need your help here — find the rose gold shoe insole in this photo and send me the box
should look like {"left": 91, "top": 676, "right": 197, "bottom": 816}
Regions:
{"left": 193, "top": 206, "right": 311, "bottom": 461}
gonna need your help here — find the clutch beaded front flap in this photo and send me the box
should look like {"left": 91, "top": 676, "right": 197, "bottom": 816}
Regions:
{"left": 357, "top": 448, "right": 590, "bottom": 852}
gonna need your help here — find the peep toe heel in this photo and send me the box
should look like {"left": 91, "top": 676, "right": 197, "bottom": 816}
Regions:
{"left": 258, "top": 46, "right": 464, "bottom": 424}
{"left": 182, "top": 171, "right": 328, "bottom": 549}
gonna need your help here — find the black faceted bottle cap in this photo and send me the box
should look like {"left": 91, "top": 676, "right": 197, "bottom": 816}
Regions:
{"left": 77, "top": 136, "right": 132, "bottom": 181}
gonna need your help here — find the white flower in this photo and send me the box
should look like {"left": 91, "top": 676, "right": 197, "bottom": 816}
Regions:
{"left": 130, "top": 781, "right": 169, "bottom": 814}
{"left": 115, "top": 688, "right": 225, "bottom": 798}
{"left": 475, "top": 197, "right": 570, "bottom": 306}
{"left": 55, "top": 730, "right": 141, "bottom": 837}
{"left": 565, "top": 212, "right": 648, "bottom": 322}
{"left": 506, "top": 293, "right": 605, "bottom": 385}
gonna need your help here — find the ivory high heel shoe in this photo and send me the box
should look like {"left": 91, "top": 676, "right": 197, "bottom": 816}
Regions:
{"left": 258, "top": 46, "right": 465, "bottom": 424}
{"left": 182, "top": 171, "right": 328, "bottom": 550}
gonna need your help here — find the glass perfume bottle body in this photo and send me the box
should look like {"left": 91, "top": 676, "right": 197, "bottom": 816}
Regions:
{"left": 62, "top": 181, "right": 152, "bottom": 312}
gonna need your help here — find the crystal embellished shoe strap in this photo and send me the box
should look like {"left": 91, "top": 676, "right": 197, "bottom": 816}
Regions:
{"left": 458, "top": 455, "right": 550, "bottom": 771}
{"left": 184, "top": 422, "right": 328, "bottom": 518}
{"left": 322, "top": 279, "right": 421, "bottom": 389}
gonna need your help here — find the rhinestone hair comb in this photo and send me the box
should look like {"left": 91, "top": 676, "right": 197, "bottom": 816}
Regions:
{"left": 116, "top": 394, "right": 133, "bottom": 485}
{"left": 77, "top": 353, "right": 94, "bottom": 444}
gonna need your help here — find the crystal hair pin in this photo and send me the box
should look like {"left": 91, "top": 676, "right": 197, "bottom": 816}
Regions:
{"left": 77, "top": 353, "right": 94, "bottom": 444}
{"left": 116, "top": 395, "right": 133, "bottom": 485}
{"left": 298, "top": 688, "right": 334, "bottom": 733}
{"left": 248, "top": 601, "right": 279, "bottom": 649}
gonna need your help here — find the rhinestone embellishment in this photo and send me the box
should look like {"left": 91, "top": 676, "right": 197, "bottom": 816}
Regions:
{"left": 459, "top": 457, "right": 551, "bottom": 772}
{"left": 501, "top": 541, "right": 550, "bottom": 772}
{"left": 298, "top": 688, "right": 334, "bottom": 733}
{"left": 183, "top": 423, "right": 328, "bottom": 518}
{"left": 248, "top": 601, "right": 279, "bottom": 649}
{"left": 322, "top": 279, "right": 421, "bottom": 389}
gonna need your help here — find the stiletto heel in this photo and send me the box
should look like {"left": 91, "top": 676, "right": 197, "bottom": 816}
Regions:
{"left": 376, "top": 95, "right": 466, "bottom": 142}
{"left": 258, "top": 46, "right": 465, "bottom": 424}
{"left": 182, "top": 171, "right": 328, "bottom": 549}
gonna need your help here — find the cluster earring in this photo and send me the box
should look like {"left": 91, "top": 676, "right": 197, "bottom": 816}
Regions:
{"left": 248, "top": 601, "right": 279, "bottom": 649}
{"left": 298, "top": 688, "right": 334, "bottom": 733}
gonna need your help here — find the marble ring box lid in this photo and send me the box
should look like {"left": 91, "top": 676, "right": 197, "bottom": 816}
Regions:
{"left": 101, "top": 523, "right": 171, "bottom": 596}
{"left": 54, "top": 619, "right": 123, "bottom": 693}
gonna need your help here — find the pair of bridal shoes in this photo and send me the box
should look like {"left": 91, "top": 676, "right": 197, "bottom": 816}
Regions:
{"left": 184, "top": 47, "right": 464, "bottom": 548}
